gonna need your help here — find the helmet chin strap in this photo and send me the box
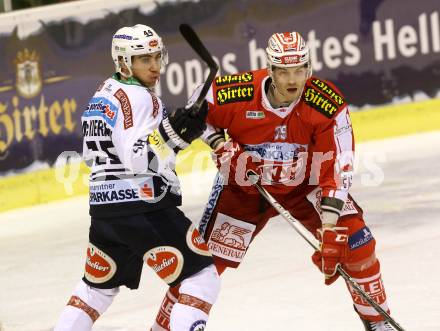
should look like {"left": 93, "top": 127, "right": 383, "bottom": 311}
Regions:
{"left": 268, "top": 69, "right": 294, "bottom": 108}
{"left": 119, "top": 58, "right": 133, "bottom": 79}
{"left": 267, "top": 64, "right": 311, "bottom": 108}
{"left": 120, "top": 69, "right": 133, "bottom": 79}
{"left": 307, "top": 66, "right": 313, "bottom": 79}
{"left": 150, "top": 76, "right": 161, "bottom": 91}
{"left": 269, "top": 80, "right": 294, "bottom": 108}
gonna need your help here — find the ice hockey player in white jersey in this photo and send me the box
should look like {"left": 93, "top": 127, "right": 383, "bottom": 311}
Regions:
{"left": 54, "top": 24, "right": 220, "bottom": 331}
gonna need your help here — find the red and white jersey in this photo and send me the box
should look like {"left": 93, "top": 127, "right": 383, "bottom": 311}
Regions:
{"left": 205, "top": 69, "right": 354, "bottom": 202}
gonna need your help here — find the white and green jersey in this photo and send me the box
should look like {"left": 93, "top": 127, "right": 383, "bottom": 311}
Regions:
{"left": 82, "top": 74, "right": 181, "bottom": 217}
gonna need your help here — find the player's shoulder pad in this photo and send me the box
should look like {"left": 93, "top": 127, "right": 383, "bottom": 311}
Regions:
{"left": 303, "top": 76, "right": 346, "bottom": 119}
{"left": 213, "top": 70, "right": 263, "bottom": 106}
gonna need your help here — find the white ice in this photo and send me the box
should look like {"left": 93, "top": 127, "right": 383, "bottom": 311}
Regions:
{"left": 1, "top": 131, "right": 440, "bottom": 331}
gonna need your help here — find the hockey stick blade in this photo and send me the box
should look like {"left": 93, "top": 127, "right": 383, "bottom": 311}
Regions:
{"left": 251, "top": 179, "right": 406, "bottom": 331}
{"left": 179, "top": 23, "right": 219, "bottom": 113}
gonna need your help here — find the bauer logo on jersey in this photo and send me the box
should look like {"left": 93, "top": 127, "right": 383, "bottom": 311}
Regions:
{"left": 186, "top": 225, "right": 211, "bottom": 256}
{"left": 304, "top": 87, "right": 339, "bottom": 118}
{"left": 215, "top": 72, "right": 253, "bottom": 86}
{"left": 348, "top": 227, "right": 374, "bottom": 250}
{"left": 83, "top": 97, "right": 118, "bottom": 127}
{"left": 207, "top": 213, "right": 256, "bottom": 263}
{"left": 311, "top": 78, "right": 345, "bottom": 106}
{"left": 144, "top": 246, "right": 184, "bottom": 284}
{"left": 84, "top": 243, "right": 117, "bottom": 284}
{"left": 216, "top": 84, "right": 254, "bottom": 105}
{"left": 246, "top": 110, "right": 265, "bottom": 119}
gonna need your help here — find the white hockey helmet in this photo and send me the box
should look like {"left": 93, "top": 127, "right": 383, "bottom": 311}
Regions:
{"left": 266, "top": 31, "right": 311, "bottom": 71}
{"left": 111, "top": 24, "right": 168, "bottom": 77}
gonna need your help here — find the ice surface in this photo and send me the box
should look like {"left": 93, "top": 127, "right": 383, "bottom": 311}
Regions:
{"left": 1, "top": 131, "right": 439, "bottom": 330}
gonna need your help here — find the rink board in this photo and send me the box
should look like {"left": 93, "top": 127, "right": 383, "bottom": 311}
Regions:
{"left": 1, "top": 98, "right": 440, "bottom": 212}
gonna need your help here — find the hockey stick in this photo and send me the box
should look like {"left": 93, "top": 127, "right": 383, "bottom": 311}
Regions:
{"left": 179, "top": 23, "right": 219, "bottom": 114}
{"left": 249, "top": 177, "right": 406, "bottom": 331}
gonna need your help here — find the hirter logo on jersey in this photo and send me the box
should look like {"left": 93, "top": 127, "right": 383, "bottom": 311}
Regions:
{"left": 144, "top": 246, "right": 184, "bottom": 284}
{"left": 215, "top": 72, "right": 253, "bottom": 86}
{"left": 304, "top": 87, "right": 338, "bottom": 118}
{"left": 311, "top": 78, "right": 345, "bottom": 106}
{"left": 216, "top": 85, "right": 254, "bottom": 105}
{"left": 84, "top": 243, "right": 117, "bottom": 284}
{"left": 304, "top": 78, "right": 346, "bottom": 118}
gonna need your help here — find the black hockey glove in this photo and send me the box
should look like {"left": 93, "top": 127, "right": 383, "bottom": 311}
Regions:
{"left": 159, "top": 100, "right": 209, "bottom": 151}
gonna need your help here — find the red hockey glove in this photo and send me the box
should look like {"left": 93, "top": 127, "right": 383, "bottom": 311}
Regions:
{"left": 212, "top": 140, "right": 262, "bottom": 187}
{"left": 312, "top": 226, "right": 348, "bottom": 285}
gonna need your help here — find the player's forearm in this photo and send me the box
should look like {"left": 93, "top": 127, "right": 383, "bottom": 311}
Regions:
{"left": 320, "top": 196, "right": 345, "bottom": 227}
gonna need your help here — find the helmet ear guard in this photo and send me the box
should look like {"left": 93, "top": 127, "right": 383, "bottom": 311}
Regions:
{"left": 111, "top": 24, "right": 168, "bottom": 77}
{"left": 116, "top": 56, "right": 133, "bottom": 79}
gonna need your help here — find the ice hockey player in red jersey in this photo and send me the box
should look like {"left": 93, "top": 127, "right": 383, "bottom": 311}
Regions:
{"left": 53, "top": 24, "right": 220, "bottom": 331}
{"left": 151, "top": 32, "right": 395, "bottom": 330}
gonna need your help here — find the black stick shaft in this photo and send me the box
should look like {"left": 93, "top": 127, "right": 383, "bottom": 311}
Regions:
{"left": 179, "top": 24, "right": 218, "bottom": 114}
